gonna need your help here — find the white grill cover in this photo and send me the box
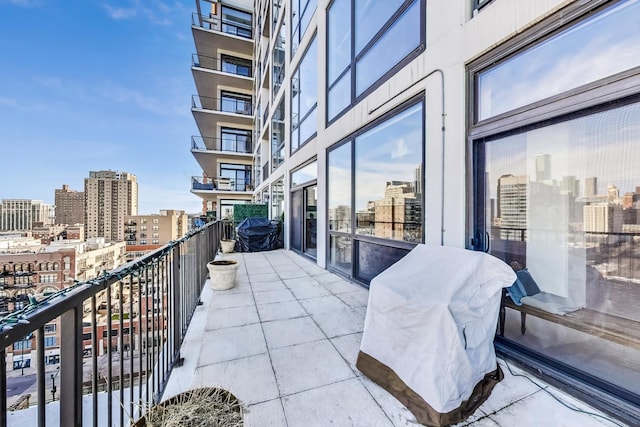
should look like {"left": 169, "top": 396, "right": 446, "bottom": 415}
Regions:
{"left": 360, "top": 244, "right": 516, "bottom": 413}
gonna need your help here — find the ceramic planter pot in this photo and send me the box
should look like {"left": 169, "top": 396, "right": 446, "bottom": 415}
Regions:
{"left": 220, "top": 239, "right": 236, "bottom": 253}
{"left": 207, "top": 260, "right": 239, "bottom": 290}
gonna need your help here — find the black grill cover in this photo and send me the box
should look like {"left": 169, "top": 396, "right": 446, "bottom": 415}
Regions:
{"left": 236, "top": 217, "right": 280, "bottom": 252}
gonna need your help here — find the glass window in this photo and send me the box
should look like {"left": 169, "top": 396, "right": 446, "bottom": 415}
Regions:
{"left": 220, "top": 163, "right": 252, "bottom": 191}
{"left": 327, "top": 98, "right": 424, "bottom": 283}
{"left": 291, "top": 161, "right": 317, "bottom": 187}
{"left": 221, "top": 128, "right": 252, "bottom": 153}
{"left": 271, "top": 178, "right": 285, "bottom": 220}
{"left": 328, "top": 143, "right": 352, "bottom": 233}
{"left": 291, "top": 36, "right": 318, "bottom": 152}
{"left": 355, "top": 102, "right": 423, "bottom": 242}
{"left": 221, "top": 91, "right": 252, "bottom": 115}
{"left": 221, "top": 55, "right": 252, "bottom": 77}
{"left": 272, "top": 99, "right": 285, "bottom": 171}
{"left": 327, "top": 0, "right": 350, "bottom": 84}
{"left": 478, "top": 100, "right": 640, "bottom": 396}
{"left": 355, "top": 0, "right": 421, "bottom": 96}
{"left": 354, "top": 0, "right": 405, "bottom": 54}
{"left": 273, "top": 23, "right": 286, "bottom": 99}
{"left": 44, "top": 336, "right": 57, "bottom": 347}
{"left": 221, "top": 6, "right": 253, "bottom": 38}
{"left": 477, "top": 0, "right": 640, "bottom": 121}
{"left": 327, "top": 0, "right": 423, "bottom": 122}
{"left": 291, "top": 0, "right": 317, "bottom": 56}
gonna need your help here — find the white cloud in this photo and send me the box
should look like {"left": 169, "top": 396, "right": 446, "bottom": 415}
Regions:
{"left": 102, "top": 4, "right": 137, "bottom": 20}
{"left": 0, "top": 0, "right": 40, "bottom": 7}
{"left": 101, "top": 0, "right": 191, "bottom": 26}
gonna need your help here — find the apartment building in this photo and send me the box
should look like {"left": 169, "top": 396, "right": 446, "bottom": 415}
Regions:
{"left": 124, "top": 209, "right": 189, "bottom": 261}
{"left": 0, "top": 199, "right": 53, "bottom": 232}
{"left": 190, "top": 1, "right": 255, "bottom": 220}
{"left": 54, "top": 184, "right": 84, "bottom": 226}
{"left": 189, "top": 0, "right": 640, "bottom": 422}
{"left": 84, "top": 170, "right": 138, "bottom": 242}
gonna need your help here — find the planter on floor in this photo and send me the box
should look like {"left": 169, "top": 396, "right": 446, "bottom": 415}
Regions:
{"left": 207, "top": 260, "right": 239, "bottom": 290}
{"left": 220, "top": 239, "right": 236, "bottom": 253}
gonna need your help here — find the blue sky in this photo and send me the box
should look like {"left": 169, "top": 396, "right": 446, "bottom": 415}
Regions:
{"left": 0, "top": 0, "right": 203, "bottom": 214}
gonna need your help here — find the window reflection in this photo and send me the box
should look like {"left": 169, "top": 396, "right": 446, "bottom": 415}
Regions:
{"left": 271, "top": 178, "right": 285, "bottom": 220}
{"left": 327, "top": 99, "right": 424, "bottom": 281}
{"left": 327, "top": 0, "right": 422, "bottom": 121}
{"left": 291, "top": 161, "right": 317, "bottom": 187}
{"left": 291, "top": 0, "right": 317, "bottom": 56}
{"left": 478, "top": 0, "right": 640, "bottom": 121}
{"left": 272, "top": 99, "right": 285, "bottom": 171}
{"left": 483, "top": 101, "right": 640, "bottom": 394}
{"left": 355, "top": 103, "right": 423, "bottom": 242}
{"left": 328, "top": 143, "right": 352, "bottom": 233}
{"left": 291, "top": 36, "right": 318, "bottom": 152}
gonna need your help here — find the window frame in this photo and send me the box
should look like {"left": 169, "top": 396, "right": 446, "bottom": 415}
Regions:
{"left": 325, "top": 0, "right": 426, "bottom": 126}
{"left": 326, "top": 93, "right": 426, "bottom": 285}
{"left": 291, "top": 33, "right": 318, "bottom": 154}
{"left": 467, "top": 0, "right": 640, "bottom": 418}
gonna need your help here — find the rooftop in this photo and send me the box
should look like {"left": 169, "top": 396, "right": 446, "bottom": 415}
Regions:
{"left": 163, "top": 250, "right": 623, "bottom": 427}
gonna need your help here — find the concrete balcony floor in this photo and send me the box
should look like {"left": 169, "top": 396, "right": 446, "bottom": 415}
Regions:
{"left": 163, "top": 250, "right": 624, "bottom": 427}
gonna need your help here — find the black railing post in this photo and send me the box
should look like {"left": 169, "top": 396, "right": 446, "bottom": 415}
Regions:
{"left": 60, "top": 307, "right": 83, "bottom": 427}
{"left": 172, "top": 244, "right": 182, "bottom": 364}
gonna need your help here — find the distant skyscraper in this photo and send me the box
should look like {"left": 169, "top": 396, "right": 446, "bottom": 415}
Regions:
{"left": 84, "top": 171, "right": 138, "bottom": 242}
{"left": 535, "top": 154, "right": 551, "bottom": 182}
{"left": 0, "top": 199, "right": 52, "bottom": 231}
{"left": 55, "top": 184, "right": 85, "bottom": 225}
{"left": 584, "top": 177, "right": 597, "bottom": 196}
{"left": 497, "top": 175, "right": 528, "bottom": 239}
{"left": 560, "top": 176, "right": 579, "bottom": 197}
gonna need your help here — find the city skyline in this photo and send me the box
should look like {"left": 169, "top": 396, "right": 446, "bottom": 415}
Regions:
{"left": 0, "top": 0, "right": 203, "bottom": 214}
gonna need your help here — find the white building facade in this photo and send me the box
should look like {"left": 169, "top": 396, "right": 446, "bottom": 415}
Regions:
{"left": 190, "top": 0, "right": 640, "bottom": 422}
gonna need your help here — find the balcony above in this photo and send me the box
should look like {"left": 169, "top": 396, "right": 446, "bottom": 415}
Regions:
{"left": 192, "top": 12, "right": 253, "bottom": 58}
{"left": 192, "top": 95, "right": 254, "bottom": 138}
{"left": 191, "top": 176, "right": 254, "bottom": 194}
{"left": 192, "top": 53, "right": 253, "bottom": 96}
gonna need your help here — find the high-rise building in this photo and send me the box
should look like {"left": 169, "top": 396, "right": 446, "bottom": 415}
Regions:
{"left": 535, "top": 154, "right": 551, "bottom": 182}
{"left": 584, "top": 177, "right": 598, "bottom": 197}
{"left": 84, "top": 171, "right": 138, "bottom": 242}
{"left": 189, "top": 0, "right": 255, "bottom": 219}
{"left": 123, "top": 209, "right": 189, "bottom": 261}
{"left": 54, "top": 184, "right": 85, "bottom": 225}
{"left": 0, "top": 199, "right": 53, "bottom": 232}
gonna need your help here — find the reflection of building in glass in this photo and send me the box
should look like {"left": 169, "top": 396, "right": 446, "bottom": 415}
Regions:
{"left": 372, "top": 182, "right": 421, "bottom": 242}
{"left": 584, "top": 177, "right": 597, "bottom": 197}
{"left": 535, "top": 154, "right": 551, "bottom": 182}
{"left": 560, "top": 176, "right": 580, "bottom": 197}
{"left": 496, "top": 175, "right": 528, "bottom": 240}
{"left": 583, "top": 203, "right": 623, "bottom": 233}
{"left": 328, "top": 205, "right": 351, "bottom": 232}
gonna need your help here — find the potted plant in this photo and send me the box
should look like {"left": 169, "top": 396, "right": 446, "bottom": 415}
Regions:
{"left": 133, "top": 387, "right": 243, "bottom": 426}
{"left": 207, "top": 260, "right": 240, "bottom": 290}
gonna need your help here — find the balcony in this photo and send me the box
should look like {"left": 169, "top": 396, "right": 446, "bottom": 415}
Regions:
{"left": 191, "top": 54, "right": 253, "bottom": 97}
{"left": 191, "top": 176, "right": 253, "bottom": 194}
{"left": 191, "top": 12, "right": 253, "bottom": 59}
{"left": 0, "top": 235, "right": 628, "bottom": 425}
{"left": 191, "top": 136, "right": 252, "bottom": 155}
{"left": 192, "top": 95, "right": 254, "bottom": 140}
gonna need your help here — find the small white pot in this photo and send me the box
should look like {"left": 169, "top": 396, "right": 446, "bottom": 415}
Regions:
{"left": 220, "top": 239, "right": 236, "bottom": 253}
{"left": 207, "top": 260, "right": 239, "bottom": 290}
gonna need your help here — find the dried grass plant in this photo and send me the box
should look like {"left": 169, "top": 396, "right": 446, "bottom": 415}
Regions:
{"left": 136, "top": 387, "right": 243, "bottom": 427}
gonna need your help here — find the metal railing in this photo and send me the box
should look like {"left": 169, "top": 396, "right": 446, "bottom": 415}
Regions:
{"left": 191, "top": 13, "right": 253, "bottom": 39}
{"left": 191, "top": 54, "right": 253, "bottom": 78}
{"left": 191, "top": 136, "right": 253, "bottom": 154}
{"left": 191, "top": 95, "right": 253, "bottom": 116}
{"left": 191, "top": 176, "right": 254, "bottom": 192}
{"left": 0, "top": 221, "right": 231, "bottom": 426}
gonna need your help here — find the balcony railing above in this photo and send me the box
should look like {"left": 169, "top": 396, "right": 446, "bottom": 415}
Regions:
{"left": 191, "top": 136, "right": 253, "bottom": 154}
{"left": 191, "top": 54, "right": 253, "bottom": 78}
{"left": 191, "top": 176, "right": 254, "bottom": 192}
{"left": 191, "top": 12, "right": 253, "bottom": 39}
{"left": 192, "top": 95, "right": 253, "bottom": 116}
